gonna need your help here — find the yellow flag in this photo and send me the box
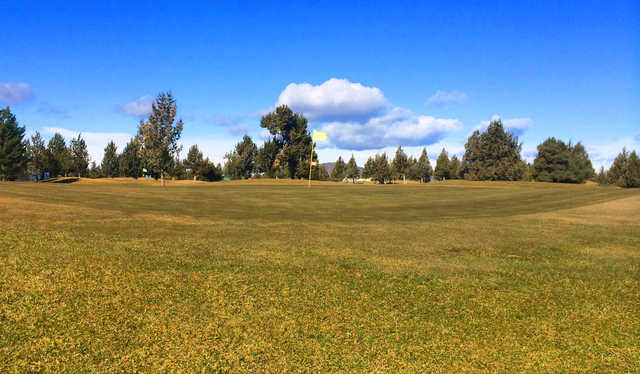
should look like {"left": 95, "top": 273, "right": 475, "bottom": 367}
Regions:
{"left": 313, "top": 130, "right": 327, "bottom": 141}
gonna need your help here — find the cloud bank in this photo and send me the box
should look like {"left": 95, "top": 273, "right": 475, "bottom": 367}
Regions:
{"left": 318, "top": 107, "right": 461, "bottom": 150}
{"left": 275, "top": 78, "right": 462, "bottom": 150}
{"left": 277, "top": 78, "right": 387, "bottom": 122}
{"left": 0, "top": 82, "right": 33, "bottom": 104}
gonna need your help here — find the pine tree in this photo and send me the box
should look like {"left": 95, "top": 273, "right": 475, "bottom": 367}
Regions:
{"left": 391, "top": 146, "right": 408, "bottom": 183}
{"left": 415, "top": 148, "right": 433, "bottom": 183}
{"left": 345, "top": 154, "right": 359, "bottom": 182}
{"left": 330, "top": 156, "right": 346, "bottom": 181}
{"left": 27, "top": 132, "right": 46, "bottom": 180}
{"left": 533, "top": 138, "right": 595, "bottom": 183}
{"left": 362, "top": 156, "right": 375, "bottom": 179}
{"left": 607, "top": 148, "right": 628, "bottom": 186}
{"left": 69, "top": 133, "right": 90, "bottom": 177}
{"left": 224, "top": 135, "right": 258, "bottom": 179}
{"left": 46, "top": 133, "right": 71, "bottom": 177}
{"left": 462, "top": 119, "right": 523, "bottom": 180}
{"left": 137, "top": 92, "right": 184, "bottom": 186}
{"left": 260, "top": 105, "right": 312, "bottom": 179}
{"left": 596, "top": 166, "right": 608, "bottom": 185}
{"left": 448, "top": 155, "right": 461, "bottom": 179}
{"left": 120, "top": 138, "right": 142, "bottom": 178}
{"left": 608, "top": 149, "right": 640, "bottom": 188}
{"left": 256, "top": 139, "right": 281, "bottom": 178}
{"left": 434, "top": 148, "right": 450, "bottom": 180}
{"left": 101, "top": 141, "right": 119, "bottom": 178}
{"left": 0, "top": 107, "right": 28, "bottom": 180}
{"left": 372, "top": 153, "right": 391, "bottom": 184}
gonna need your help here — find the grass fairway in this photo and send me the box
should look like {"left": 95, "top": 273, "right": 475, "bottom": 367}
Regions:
{"left": 1, "top": 179, "right": 639, "bottom": 372}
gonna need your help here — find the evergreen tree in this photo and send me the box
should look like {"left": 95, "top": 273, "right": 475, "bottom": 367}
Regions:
{"left": 27, "top": 132, "right": 46, "bottom": 180}
{"left": 119, "top": 138, "right": 142, "bottom": 178}
{"left": 224, "top": 135, "right": 257, "bottom": 179}
{"left": 184, "top": 144, "right": 205, "bottom": 180}
{"left": 372, "top": 153, "right": 391, "bottom": 184}
{"left": 0, "top": 107, "right": 28, "bottom": 180}
{"left": 362, "top": 156, "right": 375, "bottom": 179}
{"left": 260, "top": 105, "right": 312, "bottom": 179}
{"left": 89, "top": 161, "right": 102, "bottom": 178}
{"left": 533, "top": 138, "right": 594, "bottom": 183}
{"left": 434, "top": 148, "right": 450, "bottom": 180}
{"left": 462, "top": 119, "right": 523, "bottom": 180}
{"left": 256, "top": 139, "right": 281, "bottom": 177}
{"left": 200, "top": 159, "right": 224, "bottom": 181}
{"left": 568, "top": 142, "right": 595, "bottom": 182}
{"left": 391, "top": 146, "right": 408, "bottom": 183}
{"left": 448, "top": 155, "right": 461, "bottom": 179}
{"left": 608, "top": 148, "right": 640, "bottom": 188}
{"left": 101, "top": 141, "right": 119, "bottom": 178}
{"left": 69, "top": 133, "right": 90, "bottom": 177}
{"left": 596, "top": 166, "right": 608, "bottom": 185}
{"left": 330, "top": 156, "right": 346, "bottom": 181}
{"left": 137, "top": 92, "right": 184, "bottom": 186}
{"left": 345, "top": 154, "right": 359, "bottom": 181}
{"left": 414, "top": 148, "right": 433, "bottom": 183}
{"left": 46, "top": 133, "right": 71, "bottom": 177}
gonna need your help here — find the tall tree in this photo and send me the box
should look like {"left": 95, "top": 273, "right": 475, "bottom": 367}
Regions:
{"left": 434, "top": 148, "right": 450, "bottom": 180}
{"left": 533, "top": 138, "right": 594, "bottom": 183}
{"left": 0, "top": 107, "right": 27, "bottom": 180}
{"left": 137, "top": 92, "right": 184, "bottom": 186}
{"left": 368, "top": 153, "right": 391, "bottom": 184}
{"left": 607, "top": 148, "right": 640, "bottom": 188}
{"left": 184, "top": 144, "right": 205, "bottom": 180}
{"left": 362, "top": 156, "right": 376, "bottom": 179}
{"left": 69, "top": 133, "right": 90, "bottom": 177}
{"left": 46, "top": 133, "right": 71, "bottom": 177}
{"left": 391, "top": 146, "right": 409, "bottom": 183}
{"left": 256, "top": 139, "right": 281, "bottom": 178}
{"left": 462, "top": 119, "right": 523, "bottom": 181}
{"left": 27, "top": 132, "right": 46, "bottom": 180}
{"left": 345, "top": 154, "right": 359, "bottom": 182}
{"left": 224, "top": 135, "right": 258, "bottom": 179}
{"left": 119, "top": 138, "right": 142, "bottom": 178}
{"left": 414, "top": 148, "right": 433, "bottom": 183}
{"left": 101, "top": 141, "right": 119, "bottom": 178}
{"left": 331, "top": 156, "right": 346, "bottom": 181}
{"left": 448, "top": 155, "right": 461, "bottom": 179}
{"left": 260, "top": 105, "right": 312, "bottom": 179}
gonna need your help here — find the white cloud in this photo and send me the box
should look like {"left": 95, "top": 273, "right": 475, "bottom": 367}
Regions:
{"left": 276, "top": 78, "right": 387, "bottom": 122}
{"left": 119, "top": 96, "right": 153, "bottom": 117}
{"left": 0, "top": 82, "right": 33, "bottom": 104}
{"left": 586, "top": 136, "right": 640, "bottom": 170}
{"left": 427, "top": 90, "right": 468, "bottom": 106}
{"left": 474, "top": 115, "right": 533, "bottom": 136}
{"left": 318, "top": 107, "right": 461, "bottom": 150}
{"left": 41, "top": 127, "right": 131, "bottom": 164}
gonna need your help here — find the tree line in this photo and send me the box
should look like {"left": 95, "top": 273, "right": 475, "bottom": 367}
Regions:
{"left": 0, "top": 94, "right": 638, "bottom": 187}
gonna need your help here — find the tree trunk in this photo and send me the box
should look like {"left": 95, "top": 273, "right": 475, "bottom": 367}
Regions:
{"left": 161, "top": 171, "right": 165, "bottom": 187}
{"left": 403, "top": 175, "right": 406, "bottom": 184}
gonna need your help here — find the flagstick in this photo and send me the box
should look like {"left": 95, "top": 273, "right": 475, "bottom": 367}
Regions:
{"left": 308, "top": 141, "right": 315, "bottom": 187}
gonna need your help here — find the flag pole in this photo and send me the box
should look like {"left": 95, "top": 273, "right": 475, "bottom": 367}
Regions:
{"left": 308, "top": 140, "right": 315, "bottom": 187}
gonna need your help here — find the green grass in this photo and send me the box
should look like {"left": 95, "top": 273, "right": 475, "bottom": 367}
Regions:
{"left": 1, "top": 179, "right": 639, "bottom": 372}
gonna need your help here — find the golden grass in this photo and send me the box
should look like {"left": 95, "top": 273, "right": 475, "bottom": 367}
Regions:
{"left": 0, "top": 179, "right": 638, "bottom": 372}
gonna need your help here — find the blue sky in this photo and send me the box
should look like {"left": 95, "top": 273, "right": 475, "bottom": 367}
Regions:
{"left": 1, "top": 1, "right": 638, "bottom": 168}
